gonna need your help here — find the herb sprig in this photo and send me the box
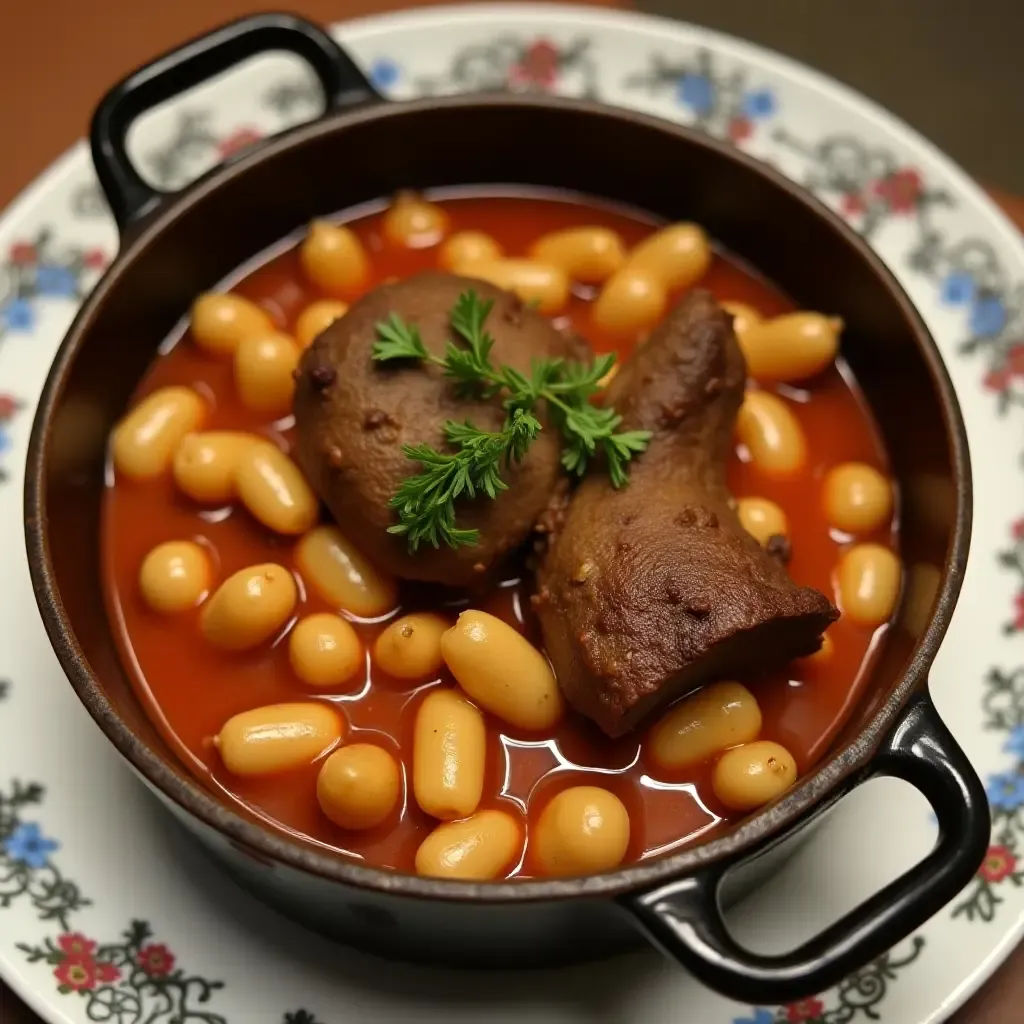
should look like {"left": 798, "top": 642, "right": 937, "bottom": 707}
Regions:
{"left": 373, "top": 290, "right": 651, "bottom": 550}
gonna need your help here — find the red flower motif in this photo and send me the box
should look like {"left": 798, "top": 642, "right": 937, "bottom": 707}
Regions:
{"left": 1007, "top": 344, "right": 1024, "bottom": 376}
{"left": 1014, "top": 592, "right": 1024, "bottom": 630}
{"left": 137, "top": 943, "right": 175, "bottom": 977}
{"left": 786, "top": 997, "right": 825, "bottom": 1022}
{"left": 872, "top": 168, "right": 923, "bottom": 214}
{"left": 508, "top": 39, "right": 560, "bottom": 89}
{"left": 54, "top": 954, "right": 98, "bottom": 992}
{"left": 96, "top": 960, "right": 121, "bottom": 984}
{"left": 841, "top": 192, "right": 866, "bottom": 217}
{"left": 728, "top": 117, "right": 753, "bottom": 143}
{"left": 0, "top": 394, "right": 20, "bottom": 419}
{"left": 82, "top": 248, "right": 109, "bottom": 270}
{"left": 57, "top": 932, "right": 96, "bottom": 957}
{"left": 1013, "top": 518, "right": 1024, "bottom": 541}
{"left": 8, "top": 242, "right": 36, "bottom": 265}
{"left": 980, "top": 844, "right": 1017, "bottom": 883}
{"left": 984, "top": 367, "right": 1011, "bottom": 392}
{"left": 217, "top": 127, "right": 263, "bottom": 158}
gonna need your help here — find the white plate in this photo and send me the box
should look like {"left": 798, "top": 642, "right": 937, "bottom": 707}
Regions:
{"left": 1, "top": 5, "right": 1022, "bottom": 1023}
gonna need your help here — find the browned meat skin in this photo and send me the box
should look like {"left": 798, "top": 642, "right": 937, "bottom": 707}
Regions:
{"left": 293, "top": 272, "right": 589, "bottom": 587}
{"left": 534, "top": 289, "right": 839, "bottom": 737}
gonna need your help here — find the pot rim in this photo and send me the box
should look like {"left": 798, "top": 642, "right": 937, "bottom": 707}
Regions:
{"left": 25, "top": 90, "right": 972, "bottom": 904}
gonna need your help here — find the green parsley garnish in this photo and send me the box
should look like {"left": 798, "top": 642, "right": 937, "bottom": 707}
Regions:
{"left": 372, "top": 290, "right": 652, "bottom": 550}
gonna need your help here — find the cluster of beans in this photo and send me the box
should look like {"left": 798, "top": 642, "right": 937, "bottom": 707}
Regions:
{"left": 306, "top": 190, "right": 713, "bottom": 333}
{"left": 443, "top": 203, "right": 712, "bottom": 332}
{"left": 107, "top": 206, "right": 639, "bottom": 880}
{"left": 109, "top": 193, "right": 897, "bottom": 881}
{"left": 723, "top": 298, "right": 898, "bottom": 630}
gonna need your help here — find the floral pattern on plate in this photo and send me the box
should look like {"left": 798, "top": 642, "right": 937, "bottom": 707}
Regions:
{"left": 954, "top": 663, "right": 1024, "bottom": 922}
{"left": 414, "top": 35, "right": 599, "bottom": 96}
{"left": 19, "top": 922, "right": 223, "bottom": 1021}
{"left": 0, "top": 230, "right": 107, "bottom": 343}
{"left": 624, "top": 49, "right": 778, "bottom": 143}
{"left": 0, "top": 780, "right": 87, "bottom": 928}
{"left": 998, "top": 519, "right": 1024, "bottom": 633}
{"left": 733, "top": 938, "right": 923, "bottom": 1024}
{"left": 0, "top": 776, "right": 229, "bottom": 1021}
{"left": 0, "top": 393, "right": 21, "bottom": 484}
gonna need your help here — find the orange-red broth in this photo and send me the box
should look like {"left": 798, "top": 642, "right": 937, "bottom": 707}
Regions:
{"left": 102, "top": 192, "right": 896, "bottom": 877}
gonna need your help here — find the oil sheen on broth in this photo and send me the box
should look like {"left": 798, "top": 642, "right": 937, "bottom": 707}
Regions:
{"left": 101, "top": 191, "right": 897, "bottom": 877}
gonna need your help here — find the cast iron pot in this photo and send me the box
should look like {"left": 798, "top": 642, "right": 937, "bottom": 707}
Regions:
{"left": 24, "top": 12, "right": 988, "bottom": 1005}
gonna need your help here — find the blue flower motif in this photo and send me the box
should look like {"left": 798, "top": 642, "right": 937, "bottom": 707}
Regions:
{"left": 987, "top": 770, "right": 1024, "bottom": 811}
{"left": 1004, "top": 726, "right": 1024, "bottom": 759}
{"left": 3, "top": 822, "right": 59, "bottom": 869}
{"left": 733, "top": 1011, "right": 775, "bottom": 1024}
{"left": 940, "top": 271, "right": 975, "bottom": 306}
{"left": 0, "top": 432, "right": 9, "bottom": 455}
{"left": 34, "top": 264, "right": 77, "bottom": 298}
{"left": 0, "top": 298, "right": 34, "bottom": 332}
{"left": 970, "top": 295, "right": 1008, "bottom": 337}
{"left": 369, "top": 58, "right": 400, "bottom": 91}
{"left": 741, "top": 88, "right": 777, "bottom": 120}
{"left": 678, "top": 73, "right": 714, "bottom": 115}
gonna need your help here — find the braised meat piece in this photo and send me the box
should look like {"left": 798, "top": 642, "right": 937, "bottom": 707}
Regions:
{"left": 534, "top": 290, "right": 838, "bottom": 737}
{"left": 293, "top": 272, "right": 588, "bottom": 587}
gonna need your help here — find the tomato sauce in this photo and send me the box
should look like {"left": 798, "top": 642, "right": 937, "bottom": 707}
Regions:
{"left": 101, "top": 192, "right": 895, "bottom": 874}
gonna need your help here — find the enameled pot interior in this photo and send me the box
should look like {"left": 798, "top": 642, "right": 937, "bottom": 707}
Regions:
{"left": 29, "top": 97, "right": 967, "bottom": 899}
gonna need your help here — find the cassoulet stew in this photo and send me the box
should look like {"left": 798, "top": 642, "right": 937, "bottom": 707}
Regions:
{"left": 103, "top": 191, "right": 898, "bottom": 881}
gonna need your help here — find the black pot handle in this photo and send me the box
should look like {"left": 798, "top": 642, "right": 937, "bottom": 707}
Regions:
{"left": 626, "top": 690, "right": 989, "bottom": 1005}
{"left": 90, "top": 11, "right": 381, "bottom": 233}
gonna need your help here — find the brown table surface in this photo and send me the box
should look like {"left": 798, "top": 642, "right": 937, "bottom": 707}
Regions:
{"left": 0, "top": 2, "right": 1021, "bottom": 1021}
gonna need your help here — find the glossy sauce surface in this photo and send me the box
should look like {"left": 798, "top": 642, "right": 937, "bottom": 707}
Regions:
{"left": 102, "top": 192, "right": 896, "bottom": 874}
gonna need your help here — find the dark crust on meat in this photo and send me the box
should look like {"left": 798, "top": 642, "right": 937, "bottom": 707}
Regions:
{"left": 293, "top": 272, "right": 589, "bottom": 587}
{"left": 534, "top": 289, "right": 838, "bottom": 737}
